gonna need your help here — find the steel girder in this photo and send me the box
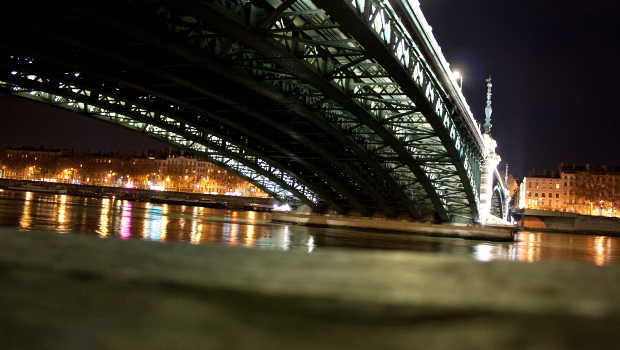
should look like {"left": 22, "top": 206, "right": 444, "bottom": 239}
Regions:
{"left": 3, "top": 49, "right": 374, "bottom": 214}
{"left": 1, "top": 6, "right": 432, "bottom": 218}
{"left": 156, "top": 0, "right": 481, "bottom": 220}
{"left": 306, "top": 0, "right": 484, "bottom": 220}
{"left": 1, "top": 67, "right": 319, "bottom": 206}
{"left": 157, "top": 0, "right": 443, "bottom": 219}
{"left": 2, "top": 55, "right": 360, "bottom": 213}
{"left": 2, "top": 4, "right": 426, "bottom": 216}
{"left": 88, "top": 15, "right": 415, "bottom": 217}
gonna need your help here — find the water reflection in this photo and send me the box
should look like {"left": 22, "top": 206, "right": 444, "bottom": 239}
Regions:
{"left": 516, "top": 232, "right": 543, "bottom": 263}
{"left": 245, "top": 224, "right": 255, "bottom": 247}
{"left": 190, "top": 221, "right": 202, "bottom": 245}
{"left": 98, "top": 198, "right": 111, "bottom": 238}
{"left": 592, "top": 236, "right": 612, "bottom": 266}
{"left": 473, "top": 244, "right": 495, "bottom": 262}
{"left": 119, "top": 201, "right": 132, "bottom": 239}
{"left": 468, "top": 232, "right": 618, "bottom": 266}
{"left": 142, "top": 205, "right": 165, "bottom": 241}
{"left": 307, "top": 236, "right": 315, "bottom": 253}
{"left": 56, "top": 194, "right": 68, "bottom": 232}
{"left": 144, "top": 206, "right": 164, "bottom": 242}
{"left": 280, "top": 225, "right": 291, "bottom": 251}
{"left": 19, "top": 191, "right": 33, "bottom": 230}
{"left": 221, "top": 222, "right": 239, "bottom": 246}
{"left": 160, "top": 213, "right": 168, "bottom": 241}
{"left": 3, "top": 190, "right": 620, "bottom": 266}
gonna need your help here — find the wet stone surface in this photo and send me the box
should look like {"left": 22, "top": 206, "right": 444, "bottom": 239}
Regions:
{"left": 1, "top": 228, "right": 619, "bottom": 349}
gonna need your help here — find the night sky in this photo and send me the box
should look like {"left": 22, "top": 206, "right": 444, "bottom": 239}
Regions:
{"left": 422, "top": 0, "right": 620, "bottom": 178}
{"left": 1, "top": 0, "right": 619, "bottom": 179}
{"left": 0, "top": 95, "right": 170, "bottom": 155}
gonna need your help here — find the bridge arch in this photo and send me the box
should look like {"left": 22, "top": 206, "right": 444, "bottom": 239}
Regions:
{"left": 1, "top": 71, "right": 320, "bottom": 207}
{"left": 2, "top": 0, "right": 487, "bottom": 222}
{"left": 491, "top": 184, "right": 506, "bottom": 219}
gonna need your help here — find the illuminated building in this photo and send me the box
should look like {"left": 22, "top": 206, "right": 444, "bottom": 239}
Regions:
{"left": 518, "top": 165, "right": 620, "bottom": 217}
{"left": 519, "top": 173, "right": 563, "bottom": 211}
{"left": 0, "top": 148, "right": 268, "bottom": 198}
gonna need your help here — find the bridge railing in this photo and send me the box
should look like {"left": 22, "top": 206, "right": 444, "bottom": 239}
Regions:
{"left": 396, "top": 0, "right": 484, "bottom": 148}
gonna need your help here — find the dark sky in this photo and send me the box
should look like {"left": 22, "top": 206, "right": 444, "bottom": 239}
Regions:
{"left": 0, "top": 95, "right": 170, "bottom": 154}
{"left": 1, "top": 1, "right": 619, "bottom": 178}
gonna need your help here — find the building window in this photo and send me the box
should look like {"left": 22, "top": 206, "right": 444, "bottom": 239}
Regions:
{"left": 556, "top": 194, "right": 559, "bottom": 198}
{"left": 542, "top": 193, "right": 545, "bottom": 198}
{"left": 535, "top": 193, "right": 538, "bottom": 197}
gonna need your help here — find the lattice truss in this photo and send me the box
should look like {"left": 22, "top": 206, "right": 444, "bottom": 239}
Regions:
{"left": 151, "top": 0, "right": 483, "bottom": 220}
{"left": 1, "top": 64, "right": 318, "bottom": 206}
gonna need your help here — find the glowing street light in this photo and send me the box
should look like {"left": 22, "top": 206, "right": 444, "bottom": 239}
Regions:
{"left": 452, "top": 70, "right": 463, "bottom": 89}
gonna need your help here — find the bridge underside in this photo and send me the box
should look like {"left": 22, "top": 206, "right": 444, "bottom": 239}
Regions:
{"left": 2, "top": 0, "right": 483, "bottom": 222}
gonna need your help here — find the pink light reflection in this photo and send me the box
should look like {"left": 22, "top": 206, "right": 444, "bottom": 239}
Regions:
{"left": 119, "top": 201, "right": 133, "bottom": 239}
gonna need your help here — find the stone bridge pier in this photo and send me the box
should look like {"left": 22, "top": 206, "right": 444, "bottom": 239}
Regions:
{"left": 477, "top": 77, "right": 511, "bottom": 225}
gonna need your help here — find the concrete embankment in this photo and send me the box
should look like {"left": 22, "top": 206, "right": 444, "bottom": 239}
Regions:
{"left": 0, "top": 178, "right": 274, "bottom": 211}
{"left": 0, "top": 228, "right": 618, "bottom": 349}
{"left": 516, "top": 209, "right": 620, "bottom": 236}
{"left": 272, "top": 212, "right": 515, "bottom": 241}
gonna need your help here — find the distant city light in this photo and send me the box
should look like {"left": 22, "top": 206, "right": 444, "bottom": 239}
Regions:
{"left": 149, "top": 184, "right": 165, "bottom": 191}
{"left": 0, "top": 150, "right": 271, "bottom": 199}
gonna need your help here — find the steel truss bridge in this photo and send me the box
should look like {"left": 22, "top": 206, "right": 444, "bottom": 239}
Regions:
{"left": 1, "top": 0, "right": 508, "bottom": 223}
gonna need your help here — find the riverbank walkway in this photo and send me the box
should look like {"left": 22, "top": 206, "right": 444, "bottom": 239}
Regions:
{"left": 1, "top": 228, "right": 618, "bottom": 349}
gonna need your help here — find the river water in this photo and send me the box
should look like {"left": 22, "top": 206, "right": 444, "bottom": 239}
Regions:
{"left": 0, "top": 189, "right": 618, "bottom": 266}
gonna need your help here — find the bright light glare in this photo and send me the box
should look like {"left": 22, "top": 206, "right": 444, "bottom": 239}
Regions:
{"left": 273, "top": 203, "right": 292, "bottom": 212}
{"left": 149, "top": 184, "right": 165, "bottom": 191}
{"left": 452, "top": 70, "right": 463, "bottom": 89}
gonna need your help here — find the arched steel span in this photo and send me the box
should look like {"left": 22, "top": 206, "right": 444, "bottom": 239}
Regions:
{"left": 1, "top": 70, "right": 318, "bottom": 207}
{"left": 1, "top": 0, "right": 486, "bottom": 222}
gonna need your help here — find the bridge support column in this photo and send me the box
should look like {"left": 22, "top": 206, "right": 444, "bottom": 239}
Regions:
{"left": 479, "top": 134, "right": 501, "bottom": 225}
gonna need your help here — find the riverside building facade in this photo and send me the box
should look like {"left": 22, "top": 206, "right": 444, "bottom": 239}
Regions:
{"left": 518, "top": 165, "right": 620, "bottom": 217}
{"left": 0, "top": 148, "right": 268, "bottom": 198}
